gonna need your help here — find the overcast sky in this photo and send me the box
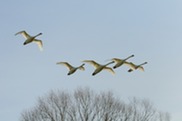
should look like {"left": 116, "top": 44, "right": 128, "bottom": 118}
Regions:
{"left": 1, "top": 0, "right": 182, "bottom": 121}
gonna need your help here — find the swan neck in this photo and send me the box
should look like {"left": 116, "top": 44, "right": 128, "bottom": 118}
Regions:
{"left": 125, "top": 55, "right": 134, "bottom": 60}
{"left": 106, "top": 61, "right": 114, "bottom": 66}
{"left": 34, "top": 33, "right": 42, "bottom": 38}
{"left": 140, "top": 62, "right": 147, "bottom": 66}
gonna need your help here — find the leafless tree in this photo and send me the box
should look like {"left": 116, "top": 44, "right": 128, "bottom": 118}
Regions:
{"left": 20, "top": 88, "right": 171, "bottom": 121}
{"left": 157, "top": 112, "right": 171, "bottom": 121}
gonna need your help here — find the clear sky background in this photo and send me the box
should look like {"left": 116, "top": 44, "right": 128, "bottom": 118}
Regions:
{"left": 1, "top": 0, "right": 182, "bottom": 121}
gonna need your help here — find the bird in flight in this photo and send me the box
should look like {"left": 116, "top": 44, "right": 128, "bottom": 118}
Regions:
{"left": 15, "top": 30, "right": 43, "bottom": 51}
{"left": 82, "top": 60, "right": 115, "bottom": 76}
{"left": 56, "top": 62, "right": 85, "bottom": 75}
{"left": 124, "top": 61, "right": 147, "bottom": 72}
{"left": 111, "top": 54, "right": 134, "bottom": 69}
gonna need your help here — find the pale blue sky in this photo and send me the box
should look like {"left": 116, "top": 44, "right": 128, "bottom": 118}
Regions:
{"left": 1, "top": 0, "right": 182, "bottom": 121}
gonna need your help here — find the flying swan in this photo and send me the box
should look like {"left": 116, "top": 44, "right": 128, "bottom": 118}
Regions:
{"left": 56, "top": 62, "right": 85, "bottom": 75}
{"left": 111, "top": 54, "right": 134, "bottom": 69}
{"left": 124, "top": 62, "right": 147, "bottom": 72}
{"left": 82, "top": 60, "right": 115, "bottom": 76}
{"left": 15, "top": 30, "right": 43, "bottom": 51}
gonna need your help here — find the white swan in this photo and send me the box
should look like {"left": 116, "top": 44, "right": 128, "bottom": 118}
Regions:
{"left": 15, "top": 30, "right": 43, "bottom": 51}
{"left": 124, "top": 62, "right": 147, "bottom": 72}
{"left": 111, "top": 55, "right": 134, "bottom": 69}
{"left": 56, "top": 62, "right": 85, "bottom": 75}
{"left": 82, "top": 60, "right": 115, "bottom": 76}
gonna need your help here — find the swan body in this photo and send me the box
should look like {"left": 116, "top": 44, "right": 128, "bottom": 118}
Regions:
{"left": 15, "top": 30, "right": 43, "bottom": 51}
{"left": 82, "top": 60, "right": 115, "bottom": 76}
{"left": 57, "top": 62, "right": 85, "bottom": 75}
{"left": 124, "top": 62, "right": 147, "bottom": 72}
{"left": 111, "top": 55, "right": 134, "bottom": 69}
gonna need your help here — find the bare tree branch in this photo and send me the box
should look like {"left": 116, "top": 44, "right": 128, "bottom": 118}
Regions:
{"left": 20, "top": 88, "right": 171, "bottom": 121}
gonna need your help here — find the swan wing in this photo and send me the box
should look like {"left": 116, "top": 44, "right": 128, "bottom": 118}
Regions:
{"left": 78, "top": 66, "right": 85, "bottom": 71}
{"left": 56, "top": 62, "right": 74, "bottom": 70}
{"left": 111, "top": 58, "right": 123, "bottom": 63}
{"left": 78, "top": 64, "right": 85, "bottom": 71}
{"left": 124, "top": 62, "right": 136, "bottom": 70}
{"left": 15, "top": 31, "right": 31, "bottom": 39}
{"left": 103, "top": 67, "right": 115, "bottom": 75}
{"left": 33, "top": 39, "right": 43, "bottom": 51}
{"left": 82, "top": 60, "right": 100, "bottom": 68}
{"left": 138, "top": 66, "right": 144, "bottom": 71}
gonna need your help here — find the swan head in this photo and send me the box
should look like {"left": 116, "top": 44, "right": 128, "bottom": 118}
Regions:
{"left": 143, "top": 62, "right": 148, "bottom": 65}
{"left": 131, "top": 54, "right": 134, "bottom": 57}
{"left": 36, "top": 33, "right": 42, "bottom": 37}
{"left": 38, "top": 33, "right": 43, "bottom": 35}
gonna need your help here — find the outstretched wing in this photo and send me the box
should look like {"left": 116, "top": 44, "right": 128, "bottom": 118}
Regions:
{"left": 82, "top": 60, "right": 100, "bottom": 68}
{"left": 56, "top": 62, "right": 74, "bottom": 70}
{"left": 33, "top": 39, "right": 43, "bottom": 51}
{"left": 78, "top": 64, "right": 85, "bottom": 71}
{"left": 15, "top": 30, "right": 31, "bottom": 39}
{"left": 124, "top": 61, "right": 136, "bottom": 70}
{"left": 138, "top": 66, "right": 144, "bottom": 71}
{"left": 103, "top": 67, "right": 115, "bottom": 75}
{"left": 111, "top": 58, "right": 123, "bottom": 63}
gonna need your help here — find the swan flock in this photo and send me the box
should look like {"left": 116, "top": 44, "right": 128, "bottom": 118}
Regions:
{"left": 56, "top": 55, "right": 147, "bottom": 76}
{"left": 15, "top": 30, "right": 147, "bottom": 76}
